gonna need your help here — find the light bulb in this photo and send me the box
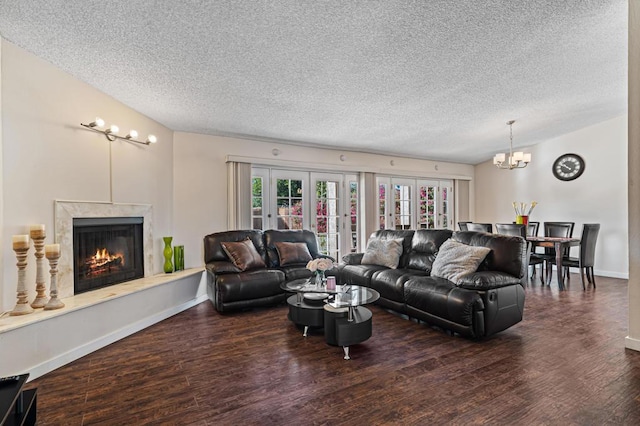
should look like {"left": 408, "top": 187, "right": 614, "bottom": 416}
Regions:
{"left": 126, "top": 129, "right": 138, "bottom": 139}
{"left": 89, "top": 117, "right": 105, "bottom": 127}
{"left": 105, "top": 124, "right": 119, "bottom": 134}
{"left": 147, "top": 134, "right": 157, "bottom": 144}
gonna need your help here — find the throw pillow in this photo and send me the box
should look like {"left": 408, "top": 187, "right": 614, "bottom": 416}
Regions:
{"left": 431, "top": 239, "right": 491, "bottom": 285}
{"left": 275, "top": 242, "right": 313, "bottom": 266}
{"left": 221, "top": 238, "right": 266, "bottom": 272}
{"left": 361, "top": 238, "right": 404, "bottom": 269}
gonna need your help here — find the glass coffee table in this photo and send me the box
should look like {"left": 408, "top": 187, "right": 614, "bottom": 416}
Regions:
{"left": 281, "top": 278, "right": 380, "bottom": 359}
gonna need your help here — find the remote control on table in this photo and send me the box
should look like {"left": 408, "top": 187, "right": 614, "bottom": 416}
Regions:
{"left": 0, "top": 376, "right": 20, "bottom": 385}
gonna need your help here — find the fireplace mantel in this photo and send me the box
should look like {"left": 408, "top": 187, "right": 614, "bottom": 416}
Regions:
{"left": 55, "top": 201, "right": 154, "bottom": 299}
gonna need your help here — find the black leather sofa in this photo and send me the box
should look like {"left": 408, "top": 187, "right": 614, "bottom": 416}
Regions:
{"left": 204, "top": 228, "right": 526, "bottom": 339}
{"left": 339, "top": 229, "right": 526, "bottom": 338}
{"left": 204, "top": 229, "right": 333, "bottom": 312}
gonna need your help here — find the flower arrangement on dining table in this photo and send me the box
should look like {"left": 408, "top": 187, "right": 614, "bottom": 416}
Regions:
{"left": 512, "top": 201, "right": 537, "bottom": 224}
{"left": 306, "top": 258, "right": 334, "bottom": 286}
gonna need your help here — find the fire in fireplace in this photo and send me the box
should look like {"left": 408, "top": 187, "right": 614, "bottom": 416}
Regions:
{"left": 73, "top": 217, "right": 144, "bottom": 294}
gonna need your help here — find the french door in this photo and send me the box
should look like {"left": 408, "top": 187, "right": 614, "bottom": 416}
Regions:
{"left": 251, "top": 168, "right": 360, "bottom": 259}
{"left": 377, "top": 176, "right": 453, "bottom": 230}
{"left": 417, "top": 179, "right": 453, "bottom": 229}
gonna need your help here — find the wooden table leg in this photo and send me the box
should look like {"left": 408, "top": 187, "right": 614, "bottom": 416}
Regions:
{"left": 555, "top": 242, "right": 565, "bottom": 290}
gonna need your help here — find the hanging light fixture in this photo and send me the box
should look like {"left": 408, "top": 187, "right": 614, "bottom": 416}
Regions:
{"left": 493, "top": 120, "right": 531, "bottom": 169}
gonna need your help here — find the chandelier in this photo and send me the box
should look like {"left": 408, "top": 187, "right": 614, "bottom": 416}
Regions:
{"left": 493, "top": 120, "right": 531, "bottom": 169}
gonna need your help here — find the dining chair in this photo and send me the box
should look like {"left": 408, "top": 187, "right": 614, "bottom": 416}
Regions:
{"left": 458, "top": 221, "right": 471, "bottom": 231}
{"left": 495, "top": 223, "right": 527, "bottom": 237}
{"left": 495, "top": 223, "right": 538, "bottom": 283}
{"left": 543, "top": 222, "right": 575, "bottom": 284}
{"left": 527, "top": 221, "right": 540, "bottom": 237}
{"left": 466, "top": 223, "right": 493, "bottom": 233}
{"left": 548, "top": 224, "right": 600, "bottom": 290}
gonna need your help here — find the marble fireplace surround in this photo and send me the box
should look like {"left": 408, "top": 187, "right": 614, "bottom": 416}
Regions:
{"left": 54, "top": 201, "right": 154, "bottom": 299}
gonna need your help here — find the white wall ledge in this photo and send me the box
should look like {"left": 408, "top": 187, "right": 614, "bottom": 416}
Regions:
{"left": 0, "top": 269, "right": 207, "bottom": 379}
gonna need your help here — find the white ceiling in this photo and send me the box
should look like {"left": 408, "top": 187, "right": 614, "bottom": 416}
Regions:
{"left": 0, "top": 0, "right": 628, "bottom": 164}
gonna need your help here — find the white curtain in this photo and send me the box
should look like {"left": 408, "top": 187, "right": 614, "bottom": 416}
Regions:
{"left": 227, "top": 161, "right": 252, "bottom": 230}
{"left": 361, "top": 172, "right": 378, "bottom": 242}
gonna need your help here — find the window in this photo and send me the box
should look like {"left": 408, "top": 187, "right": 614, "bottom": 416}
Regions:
{"left": 276, "top": 177, "right": 304, "bottom": 230}
{"left": 252, "top": 176, "right": 264, "bottom": 230}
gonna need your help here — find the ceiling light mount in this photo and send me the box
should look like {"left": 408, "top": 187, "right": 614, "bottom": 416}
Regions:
{"left": 80, "top": 117, "right": 157, "bottom": 145}
{"left": 493, "top": 120, "right": 531, "bottom": 169}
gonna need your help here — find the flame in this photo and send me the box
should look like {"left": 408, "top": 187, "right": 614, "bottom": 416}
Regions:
{"left": 87, "top": 248, "right": 125, "bottom": 270}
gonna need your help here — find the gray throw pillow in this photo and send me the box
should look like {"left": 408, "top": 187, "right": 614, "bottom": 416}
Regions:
{"left": 431, "top": 239, "right": 491, "bottom": 285}
{"left": 361, "top": 238, "right": 404, "bottom": 269}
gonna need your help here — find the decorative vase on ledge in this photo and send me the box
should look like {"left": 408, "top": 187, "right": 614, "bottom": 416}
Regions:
{"left": 163, "top": 237, "right": 173, "bottom": 273}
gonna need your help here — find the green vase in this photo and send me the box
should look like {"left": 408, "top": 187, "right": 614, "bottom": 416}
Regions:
{"left": 163, "top": 237, "right": 173, "bottom": 273}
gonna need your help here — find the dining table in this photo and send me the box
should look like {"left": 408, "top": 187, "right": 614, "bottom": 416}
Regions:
{"left": 526, "top": 236, "right": 581, "bottom": 290}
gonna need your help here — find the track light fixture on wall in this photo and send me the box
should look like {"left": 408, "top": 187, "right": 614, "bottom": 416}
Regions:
{"left": 493, "top": 120, "right": 531, "bottom": 169}
{"left": 80, "top": 117, "right": 157, "bottom": 145}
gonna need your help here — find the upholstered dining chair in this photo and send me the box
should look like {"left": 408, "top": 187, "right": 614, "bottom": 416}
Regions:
{"left": 495, "top": 223, "right": 527, "bottom": 237}
{"left": 458, "top": 221, "right": 471, "bottom": 231}
{"left": 542, "top": 222, "right": 575, "bottom": 284}
{"left": 466, "top": 223, "right": 493, "bottom": 233}
{"left": 495, "top": 223, "right": 534, "bottom": 281}
{"left": 548, "top": 224, "right": 600, "bottom": 290}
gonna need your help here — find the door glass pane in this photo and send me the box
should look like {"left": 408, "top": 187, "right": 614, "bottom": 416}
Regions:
{"left": 315, "top": 179, "right": 340, "bottom": 260}
{"left": 252, "top": 176, "right": 264, "bottom": 230}
{"left": 441, "top": 186, "right": 449, "bottom": 229}
{"left": 394, "top": 184, "right": 412, "bottom": 230}
{"left": 349, "top": 181, "right": 359, "bottom": 252}
{"left": 418, "top": 184, "right": 437, "bottom": 229}
{"left": 378, "top": 183, "right": 387, "bottom": 229}
{"left": 276, "top": 178, "right": 304, "bottom": 230}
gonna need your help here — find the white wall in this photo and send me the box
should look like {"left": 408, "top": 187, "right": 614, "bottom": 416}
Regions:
{"left": 475, "top": 115, "right": 628, "bottom": 278}
{"left": 172, "top": 132, "right": 475, "bottom": 269}
{"left": 0, "top": 39, "right": 174, "bottom": 311}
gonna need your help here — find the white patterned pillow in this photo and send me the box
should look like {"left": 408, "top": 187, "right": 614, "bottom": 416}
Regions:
{"left": 361, "top": 238, "right": 404, "bottom": 269}
{"left": 431, "top": 239, "right": 491, "bottom": 284}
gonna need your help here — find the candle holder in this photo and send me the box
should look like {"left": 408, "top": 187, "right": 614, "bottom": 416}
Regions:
{"left": 10, "top": 244, "right": 34, "bottom": 316}
{"left": 30, "top": 232, "right": 48, "bottom": 308}
{"left": 44, "top": 250, "right": 64, "bottom": 310}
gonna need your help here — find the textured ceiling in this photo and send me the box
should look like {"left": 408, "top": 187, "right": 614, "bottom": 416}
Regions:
{"left": 0, "top": 0, "right": 628, "bottom": 164}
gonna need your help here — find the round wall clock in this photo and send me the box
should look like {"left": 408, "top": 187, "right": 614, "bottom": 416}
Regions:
{"left": 552, "top": 153, "right": 585, "bottom": 181}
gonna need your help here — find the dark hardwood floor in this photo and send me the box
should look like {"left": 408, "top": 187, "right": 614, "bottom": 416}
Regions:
{"left": 27, "top": 273, "right": 640, "bottom": 425}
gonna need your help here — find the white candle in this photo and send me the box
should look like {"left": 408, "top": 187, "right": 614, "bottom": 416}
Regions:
{"left": 30, "top": 224, "right": 46, "bottom": 238}
{"left": 12, "top": 234, "right": 30, "bottom": 249}
{"left": 45, "top": 244, "right": 60, "bottom": 257}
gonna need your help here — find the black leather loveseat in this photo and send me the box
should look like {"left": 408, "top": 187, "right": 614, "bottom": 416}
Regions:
{"left": 339, "top": 229, "right": 526, "bottom": 338}
{"left": 204, "top": 229, "right": 333, "bottom": 312}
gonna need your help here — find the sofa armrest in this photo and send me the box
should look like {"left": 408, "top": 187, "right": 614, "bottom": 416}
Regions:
{"left": 206, "top": 261, "right": 242, "bottom": 276}
{"left": 342, "top": 252, "right": 364, "bottom": 265}
{"left": 456, "top": 271, "right": 522, "bottom": 291}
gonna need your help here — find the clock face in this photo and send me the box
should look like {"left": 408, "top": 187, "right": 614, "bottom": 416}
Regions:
{"left": 552, "top": 154, "right": 585, "bottom": 181}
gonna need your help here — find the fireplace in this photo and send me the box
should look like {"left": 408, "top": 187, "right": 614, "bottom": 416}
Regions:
{"left": 73, "top": 217, "right": 144, "bottom": 294}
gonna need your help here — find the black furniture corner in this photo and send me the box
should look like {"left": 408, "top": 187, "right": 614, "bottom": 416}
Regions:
{"left": 0, "top": 374, "right": 37, "bottom": 426}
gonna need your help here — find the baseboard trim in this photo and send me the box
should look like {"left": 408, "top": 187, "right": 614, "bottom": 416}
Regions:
{"left": 28, "top": 294, "right": 208, "bottom": 381}
{"left": 594, "top": 270, "right": 629, "bottom": 279}
{"left": 625, "top": 336, "right": 640, "bottom": 352}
